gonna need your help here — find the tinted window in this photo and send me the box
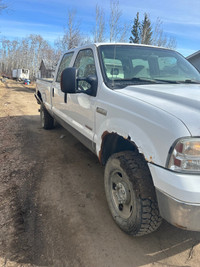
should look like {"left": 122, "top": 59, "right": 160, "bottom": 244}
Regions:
{"left": 74, "top": 49, "right": 96, "bottom": 91}
{"left": 56, "top": 52, "right": 74, "bottom": 82}
{"left": 99, "top": 45, "right": 200, "bottom": 88}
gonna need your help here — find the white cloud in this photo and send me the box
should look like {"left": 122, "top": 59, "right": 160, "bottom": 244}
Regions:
{"left": 0, "top": 19, "right": 52, "bottom": 28}
{"left": 121, "top": 0, "right": 200, "bottom": 28}
{"left": 165, "top": 27, "right": 200, "bottom": 40}
{"left": 162, "top": 16, "right": 200, "bottom": 27}
{"left": 1, "top": 0, "right": 199, "bottom": 53}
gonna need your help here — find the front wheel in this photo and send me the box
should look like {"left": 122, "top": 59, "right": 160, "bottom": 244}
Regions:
{"left": 104, "top": 151, "right": 162, "bottom": 236}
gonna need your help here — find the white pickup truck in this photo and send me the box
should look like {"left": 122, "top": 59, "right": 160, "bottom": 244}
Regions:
{"left": 35, "top": 43, "right": 200, "bottom": 236}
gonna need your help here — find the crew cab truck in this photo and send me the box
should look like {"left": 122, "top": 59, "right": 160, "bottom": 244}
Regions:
{"left": 35, "top": 43, "right": 200, "bottom": 236}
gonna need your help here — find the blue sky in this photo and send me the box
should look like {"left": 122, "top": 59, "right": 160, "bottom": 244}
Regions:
{"left": 0, "top": 0, "right": 199, "bottom": 57}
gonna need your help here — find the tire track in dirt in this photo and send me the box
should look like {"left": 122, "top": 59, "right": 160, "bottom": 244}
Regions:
{"left": 0, "top": 81, "right": 45, "bottom": 266}
{"left": 1, "top": 80, "right": 200, "bottom": 267}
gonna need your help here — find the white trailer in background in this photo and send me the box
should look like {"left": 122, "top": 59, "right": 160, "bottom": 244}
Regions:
{"left": 12, "top": 69, "right": 29, "bottom": 80}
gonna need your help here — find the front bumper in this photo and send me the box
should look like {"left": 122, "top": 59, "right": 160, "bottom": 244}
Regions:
{"left": 148, "top": 163, "right": 200, "bottom": 231}
{"left": 156, "top": 189, "right": 200, "bottom": 231}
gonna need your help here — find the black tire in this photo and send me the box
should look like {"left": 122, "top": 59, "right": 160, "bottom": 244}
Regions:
{"left": 40, "top": 104, "right": 54, "bottom": 130}
{"left": 104, "top": 150, "right": 162, "bottom": 236}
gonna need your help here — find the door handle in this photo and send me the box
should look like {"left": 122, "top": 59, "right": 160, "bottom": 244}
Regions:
{"left": 52, "top": 88, "right": 54, "bottom": 97}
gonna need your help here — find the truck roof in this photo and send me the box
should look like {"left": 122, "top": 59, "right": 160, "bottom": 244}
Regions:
{"left": 66, "top": 42, "right": 174, "bottom": 53}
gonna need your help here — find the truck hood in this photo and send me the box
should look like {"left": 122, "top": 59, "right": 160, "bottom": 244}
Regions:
{"left": 117, "top": 84, "right": 200, "bottom": 136}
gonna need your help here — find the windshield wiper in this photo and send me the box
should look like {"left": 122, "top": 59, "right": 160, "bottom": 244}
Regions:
{"left": 154, "top": 79, "right": 180, "bottom": 84}
{"left": 109, "top": 77, "right": 176, "bottom": 89}
{"left": 112, "top": 77, "right": 158, "bottom": 83}
{"left": 178, "top": 79, "right": 200, "bottom": 84}
{"left": 109, "top": 77, "right": 200, "bottom": 89}
{"left": 154, "top": 79, "right": 200, "bottom": 84}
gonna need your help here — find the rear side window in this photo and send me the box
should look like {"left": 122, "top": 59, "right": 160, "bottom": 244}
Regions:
{"left": 56, "top": 52, "right": 74, "bottom": 82}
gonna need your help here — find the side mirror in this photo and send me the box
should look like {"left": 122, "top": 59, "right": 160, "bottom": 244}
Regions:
{"left": 61, "top": 67, "right": 77, "bottom": 93}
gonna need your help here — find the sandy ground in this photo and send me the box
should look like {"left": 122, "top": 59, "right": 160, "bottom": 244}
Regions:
{"left": 0, "top": 79, "right": 200, "bottom": 267}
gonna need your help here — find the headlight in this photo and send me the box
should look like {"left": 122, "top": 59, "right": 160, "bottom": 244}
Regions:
{"left": 168, "top": 138, "right": 200, "bottom": 173}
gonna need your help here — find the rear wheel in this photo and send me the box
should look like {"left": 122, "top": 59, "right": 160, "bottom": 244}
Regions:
{"left": 40, "top": 104, "right": 54, "bottom": 130}
{"left": 104, "top": 150, "right": 162, "bottom": 236}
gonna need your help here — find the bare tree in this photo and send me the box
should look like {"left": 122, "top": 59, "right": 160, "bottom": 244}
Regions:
{"left": 118, "top": 23, "right": 129, "bottom": 42}
{"left": 109, "top": 0, "right": 122, "bottom": 42}
{"left": 152, "top": 18, "right": 177, "bottom": 49}
{"left": 108, "top": 0, "right": 129, "bottom": 42}
{"left": 80, "top": 35, "right": 92, "bottom": 46}
{"left": 66, "top": 10, "right": 81, "bottom": 49}
{"left": 27, "top": 34, "right": 58, "bottom": 78}
{"left": 93, "top": 4, "right": 105, "bottom": 42}
{"left": 0, "top": 35, "right": 57, "bottom": 79}
{"left": 166, "top": 37, "right": 177, "bottom": 49}
{"left": 55, "top": 9, "right": 81, "bottom": 53}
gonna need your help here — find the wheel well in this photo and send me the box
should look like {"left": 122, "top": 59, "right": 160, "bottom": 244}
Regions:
{"left": 99, "top": 133, "right": 139, "bottom": 165}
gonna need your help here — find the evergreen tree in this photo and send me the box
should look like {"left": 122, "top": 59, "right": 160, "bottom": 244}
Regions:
{"left": 141, "top": 13, "right": 152, "bottom": 45}
{"left": 129, "top": 12, "right": 140, "bottom": 44}
{"left": 130, "top": 12, "right": 153, "bottom": 45}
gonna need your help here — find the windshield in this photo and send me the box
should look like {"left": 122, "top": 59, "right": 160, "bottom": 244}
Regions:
{"left": 98, "top": 45, "right": 200, "bottom": 89}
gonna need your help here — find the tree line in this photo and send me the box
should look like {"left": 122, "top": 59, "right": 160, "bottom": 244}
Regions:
{"left": 0, "top": 35, "right": 60, "bottom": 79}
{"left": 0, "top": 0, "right": 176, "bottom": 79}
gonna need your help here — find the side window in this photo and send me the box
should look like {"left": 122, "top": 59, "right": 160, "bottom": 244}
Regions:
{"left": 56, "top": 52, "right": 74, "bottom": 82}
{"left": 74, "top": 49, "right": 96, "bottom": 91}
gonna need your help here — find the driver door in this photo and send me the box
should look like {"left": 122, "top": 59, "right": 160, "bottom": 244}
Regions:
{"left": 62, "top": 49, "right": 97, "bottom": 150}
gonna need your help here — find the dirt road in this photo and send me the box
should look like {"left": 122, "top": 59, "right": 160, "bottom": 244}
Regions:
{"left": 0, "top": 80, "right": 200, "bottom": 267}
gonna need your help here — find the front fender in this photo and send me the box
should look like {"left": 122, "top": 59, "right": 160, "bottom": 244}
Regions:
{"left": 94, "top": 114, "right": 190, "bottom": 167}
